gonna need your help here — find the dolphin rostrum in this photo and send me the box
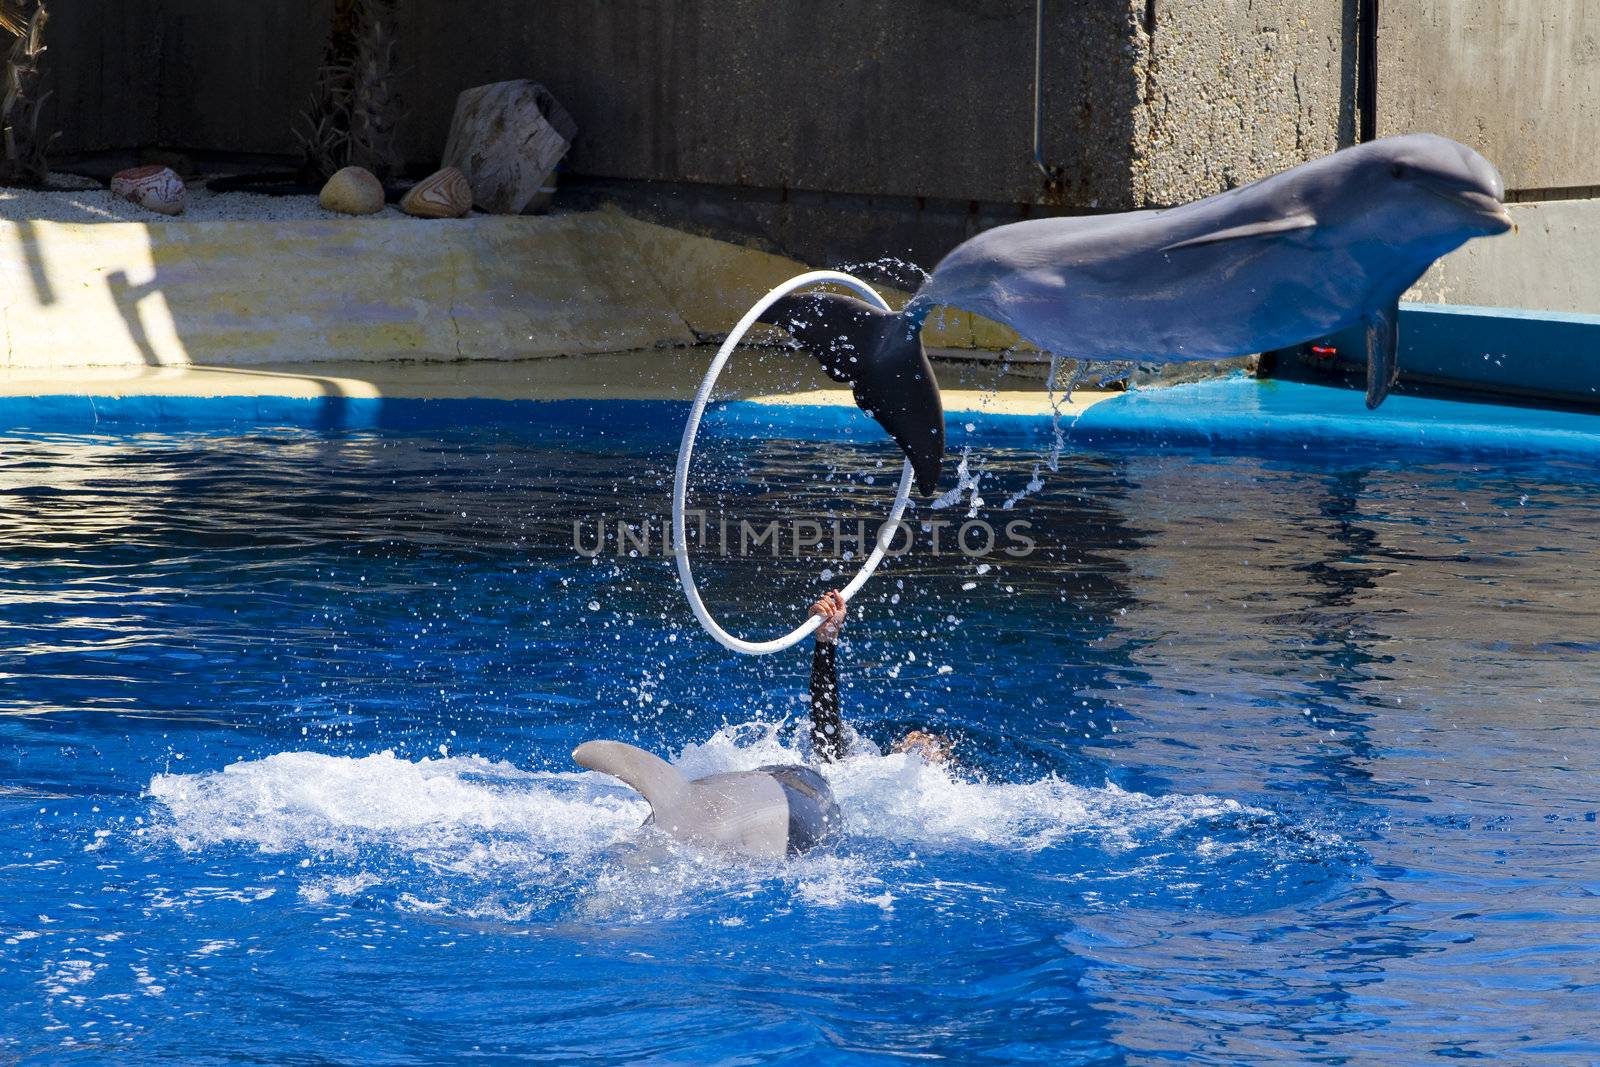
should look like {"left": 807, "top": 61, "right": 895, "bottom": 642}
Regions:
{"left": 761, "top": 133, "right": 1512, "bottom": 494}
{"left": 573, "top": 740, "right": 842, "bottom": 859}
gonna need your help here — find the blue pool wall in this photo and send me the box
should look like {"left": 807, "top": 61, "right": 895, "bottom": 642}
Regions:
{"left": 1282, "top": 302, "right": 1600, "bottom": 407}
{"left": 1, "top": 377, "right": 1597, "bottom": 468}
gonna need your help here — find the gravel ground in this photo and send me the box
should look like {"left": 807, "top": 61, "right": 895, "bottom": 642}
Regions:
{"left": 0, "top": 173, "right": 419, "bottom": 223}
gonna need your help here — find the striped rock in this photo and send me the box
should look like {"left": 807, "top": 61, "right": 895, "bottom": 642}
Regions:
{"left": 399, "top": 167, "right": 472, "bottom": 219}
{"left": 110, "top": 165, "right": 186, "bottom": 216}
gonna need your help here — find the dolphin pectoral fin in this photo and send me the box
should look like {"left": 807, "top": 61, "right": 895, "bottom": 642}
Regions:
{"left": 573, "top": 740, "right": 690, "bottom": 823}
{"left": 1364, "top": 303, "right": 1401, "bottom": 409}
{"left": 1160, "top": 212, "right": 1317, "bottom": 253}
{"left": 760, "top": 291, "right": 946, "bottom": 496}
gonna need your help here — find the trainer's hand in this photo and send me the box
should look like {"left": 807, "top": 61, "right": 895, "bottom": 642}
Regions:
{"left": 809, "top": 590, "right": 847, "bottom": 644}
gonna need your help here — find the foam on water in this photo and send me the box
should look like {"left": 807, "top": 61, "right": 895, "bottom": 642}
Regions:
{"left": 673, "top": 719, "right": 1257, "bottom": 852}
{"left": 149, "top": 750, "right": 642, "bottom": 859}
{"left": 145, "top": 721, "right": 1324, "bottom": 923}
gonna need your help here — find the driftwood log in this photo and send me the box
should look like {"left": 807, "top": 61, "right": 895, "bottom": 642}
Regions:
{"left": 442, "top": 80, "right": 576, "bottom": 215}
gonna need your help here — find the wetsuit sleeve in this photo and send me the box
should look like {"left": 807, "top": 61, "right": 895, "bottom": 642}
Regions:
{"left": 810, "top": 639, "right": 845, "bottom": 762}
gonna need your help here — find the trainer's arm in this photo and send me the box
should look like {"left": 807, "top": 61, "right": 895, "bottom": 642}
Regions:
{"left": 808, "top": 591, "right": 847, "bottom": 762}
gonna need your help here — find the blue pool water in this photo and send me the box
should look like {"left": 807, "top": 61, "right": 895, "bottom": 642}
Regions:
{"left": 2, "top": 382, "right": 1599, "bottom": 1063}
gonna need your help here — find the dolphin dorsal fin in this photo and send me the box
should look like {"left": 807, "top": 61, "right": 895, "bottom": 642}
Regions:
{"left": 572, "top": 740, "right": 690, "bottom": 818}
{"left": 1161, "top": 212, "right": 1317, "bottom": 253}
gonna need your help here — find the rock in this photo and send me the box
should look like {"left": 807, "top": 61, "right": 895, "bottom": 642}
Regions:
{"left": 319, "top": 166, "right": 385, "bottom": 215}
{"left": 441, "top": 80, "right": 577, "bottom": 215}
{"left": 110, "top": 165, "right": 185, "bottom": 216}
{"left": 399, "top": 167, "right": 473, "bottom": 218}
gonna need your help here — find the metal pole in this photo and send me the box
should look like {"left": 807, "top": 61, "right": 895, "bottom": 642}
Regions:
{"left": 1357, "top": 0, "right": 1379, "bottom": 141}
{"left": 1033, "top": 0, "right": 1052, "bottom": 179}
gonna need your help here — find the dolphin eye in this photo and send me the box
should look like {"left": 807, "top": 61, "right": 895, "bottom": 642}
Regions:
{"left": 1390, "top": 162, "right": 1409, "bottom": 180}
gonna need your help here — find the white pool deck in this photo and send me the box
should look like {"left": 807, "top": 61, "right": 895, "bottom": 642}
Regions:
{"left": 0, "top": 349, "right": 1115, "bottom": 419}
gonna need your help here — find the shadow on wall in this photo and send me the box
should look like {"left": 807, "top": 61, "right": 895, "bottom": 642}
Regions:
{"left": 105, "top": 261, "right": 371, "bottom": 427}
{"left": 0, "top": 197, "right": 1243, "bottom": 414}
{"left": 106, "top": 267, "right": 163, "bottom": 366}
{"left": 0, "top": 209, "right": 722, "bottom": 391}
{"left": 16, "top": 220, "right": 56, "bottom": 306}
{"left": 0, "top": 218, "right": 374, "bottom": 427}
{"left": 0, "top": 217, "right": 449, "bottom": 423}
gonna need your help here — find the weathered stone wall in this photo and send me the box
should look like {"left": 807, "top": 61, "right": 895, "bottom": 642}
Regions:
{"left": 45, "top": 0, "right": 331, "bottom": 157}
{"left": 399, "top": 0, "right": 1141, "bottom": 209}
{"left": 0, "top": 210, "right": 1018, "bottom": 369}
{"left": 1405, "top": 199, "right": 1600, "bottom": 313}
{"left": 1377, "top": 0, "right": 1600, "bottom": 193}
{"left": 42, "top": 0, "right": 1350, "bottom": 212}
{"left": 1131, "top": 0, "right": 1356, "bottom": 206}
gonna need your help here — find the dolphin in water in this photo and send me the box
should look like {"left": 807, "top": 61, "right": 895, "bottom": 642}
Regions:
{"left": 761, "top": 133, "right": 1512, "bottom": 495}
{"left": 573, "top": 740, "right": 842, "bottom": 859}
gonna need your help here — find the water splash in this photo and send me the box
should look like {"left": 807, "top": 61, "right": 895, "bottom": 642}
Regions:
{"left": 1001, "top": 463, "right": 1047, "bottom": 511}
{"left": 1043, "top": 350, "right": 1080, "bottom": 474}
{"left": 142, "top": 722, "right": 1342, "bottom": 925}
{"left": 929, "top": 446, "right": 985, "bottom": 516}
{"left": 974, "top": 351, "right": 1079, "bottom": 515}
{"left": 836, "top": 256, "right": 932, "bottom": 290}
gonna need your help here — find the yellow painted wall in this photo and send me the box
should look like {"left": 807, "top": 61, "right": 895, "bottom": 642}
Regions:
{"left": 0, "top": 209, "right": 1025, "bottom": 370}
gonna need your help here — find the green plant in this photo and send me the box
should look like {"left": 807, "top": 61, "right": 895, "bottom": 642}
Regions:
{"left": 0, "top": 0, "right": 55, "bottom": 186}
{"left": 296, "top": 0, "right": 403, "bottom": 184}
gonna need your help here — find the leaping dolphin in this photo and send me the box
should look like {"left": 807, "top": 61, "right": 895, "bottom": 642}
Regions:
{"left": 762, "top": 133, "right": 1513, "bottom": 495}
{"left": 573, "top": 740, "right": 842, "bottom": 859}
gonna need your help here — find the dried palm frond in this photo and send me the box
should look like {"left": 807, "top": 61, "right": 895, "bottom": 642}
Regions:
{"left": 347, "top": 10, "right": 401, "bottom": 178}
{"left": 0, "top": 2, "right": 27, "bottom": 38}
{"left": 0, "top": 0, "right": 55, "bottom": 186}
{"left": 296, "top": 0, "right": 404, "bottom": 184}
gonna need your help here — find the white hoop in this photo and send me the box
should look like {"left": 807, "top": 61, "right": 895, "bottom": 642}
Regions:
{"left": 672, "top": 270, "right": 915, "bottom": 656}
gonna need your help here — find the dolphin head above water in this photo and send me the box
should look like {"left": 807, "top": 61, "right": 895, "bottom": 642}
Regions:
{"left": 1294, "top": 133, "right": 1511, "bottom": 256}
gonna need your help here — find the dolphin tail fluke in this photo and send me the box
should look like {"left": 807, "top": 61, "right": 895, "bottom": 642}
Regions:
{"left": 1364, "top": 303, "right": 1401, "bottom": 409}
{"left": 760, "top": 292, "right": 946, "bottom": 496}
{"left": 573, "top": 740, "right": 690, "bottom": 820}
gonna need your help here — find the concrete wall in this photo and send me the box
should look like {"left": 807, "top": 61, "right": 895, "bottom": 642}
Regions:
{"left": 1132, "top": 1, "right": 1356, "bottom": 206}
{"left": 39, "top": 2, "right": 1600, "bottom": 202}
{"left": 43, "top": 0, "right": 1349, "bottom": 212}
{"left": 400, "top": 1, "right": 1146, "bottom": 209}
{"left": 0, "top": 212, "right": 696, "bottom": 368}
{"left": 33, "top": 0, "right": 1595, "bottom": 312}
{"left": 1405, "top": 199, "right": 1600, "bottom": 313}
{"left": 46, "top": 0, "right": 330, "bottom": 157}
{"left": 43, "top": 0, "right": 1136, "bottom": 207}
{"left": 1377, "top": 0, "right": 1600, "bottom": 193}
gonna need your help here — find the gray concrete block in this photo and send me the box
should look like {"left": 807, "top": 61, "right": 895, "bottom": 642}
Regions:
{"left": 1406, "top": 198, "right": 1600, "bottom": 314}
{"left": 1378, "top": 1, "right": 1600, "bottom": 192}
{"left": 1132, "top": 0, "right": 1355, "bottom": 206}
